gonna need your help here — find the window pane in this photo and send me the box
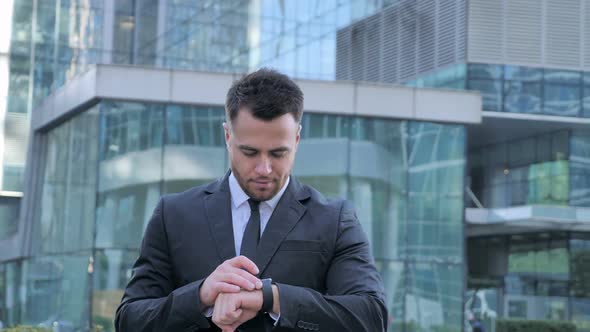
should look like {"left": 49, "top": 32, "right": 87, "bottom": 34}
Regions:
{"left": 96, "top": 101, "right": 163, "bottom": 249}
{"left": 162, "top": 105, "right": 226, "bottom": 194}
{"left": 544, "top": 69, "right": 581, "bottom": 84}
{"left": 468, "top": 63, "right": 503, "bottom": 80}
{"left": 35, "top": 107, "right": 99, "bottom": 254}
{"left": 505, "top": 66, "right": 542, "bottom": 81}
{"left": 504, "top": 81, "right": 542, "bottom": 114}
{"left": 92, "top": 249, "right": 138, "bottom": 332}
{"left": 544, "top": 84, "right": 581, "bottom": 117}
{"left": 468, "top": 79, "right": 503, "bottom": 112}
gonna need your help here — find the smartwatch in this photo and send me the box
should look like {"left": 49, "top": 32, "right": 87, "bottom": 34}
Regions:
{"left": 260, "top": 278, "right": 274, "bottom": 313}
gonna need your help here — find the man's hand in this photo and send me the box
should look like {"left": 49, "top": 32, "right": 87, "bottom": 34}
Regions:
{"left": 199, "top": 256, "right": 263, "bottom": 307}
{"left": 212, "top": 290, "right": 263, "bottom": 332}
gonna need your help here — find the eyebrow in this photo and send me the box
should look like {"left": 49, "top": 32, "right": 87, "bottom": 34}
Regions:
{"left": 238, "top": 145, "right": 290, "bottom": 153}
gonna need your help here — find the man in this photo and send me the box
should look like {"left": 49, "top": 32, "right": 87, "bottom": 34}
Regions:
{"left": 115, "top": 69, "right": 387, "bottom": 331}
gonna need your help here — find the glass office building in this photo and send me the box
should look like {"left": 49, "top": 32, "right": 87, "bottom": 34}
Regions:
{"left": 0, "top": 62, "right": 478, "bottom": 332}
{"left": 0, "top": 1, "right": 480, "bottom": 330}
{"left": 6, "top": 0, "right": 590, "bottom": 331}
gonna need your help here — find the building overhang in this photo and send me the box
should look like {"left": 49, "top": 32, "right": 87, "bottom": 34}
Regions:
{"left": 31, "top": 64, "right": 483, "bottom": 132}
{"left": 466, "top": 205, "right": 590, "bottom": 237}
{"left": 468, "top": 111, "right": 590, "bottom": 149}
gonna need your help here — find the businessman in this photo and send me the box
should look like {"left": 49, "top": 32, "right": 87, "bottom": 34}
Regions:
{"left": 115, "top": 68, "right": 387, "bottom": 331}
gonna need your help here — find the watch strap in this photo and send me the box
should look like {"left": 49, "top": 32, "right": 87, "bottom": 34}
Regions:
{"left": 261, "top": 278, "right": 274, "bottom": 313}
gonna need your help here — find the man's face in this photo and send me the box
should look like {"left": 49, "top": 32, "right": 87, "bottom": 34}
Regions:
{"left": 224, "top": 108, "right": 300, "bottom": 201}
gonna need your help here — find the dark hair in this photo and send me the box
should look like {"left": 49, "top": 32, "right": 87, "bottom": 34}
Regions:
{"left": 225, "top": 68, "right": 303, "bottom": 123}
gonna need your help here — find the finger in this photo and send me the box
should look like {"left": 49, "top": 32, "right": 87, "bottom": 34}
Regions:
{"left": 213, "top": 281, "right": 241, "bottom": 293}
{"left": 226, "top": 256, "right": 260, "bottom": 275}
{"left": 226, "top": 267, "right": 263, "bottom": 289}
{"left": 218, "top": 272, "right": 257, "bottom": 291}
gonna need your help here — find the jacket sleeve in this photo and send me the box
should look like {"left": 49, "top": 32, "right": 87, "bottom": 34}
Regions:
{"left": 114, "top": 198, "right": 212, "bottom": 332}
{"left": 274, "top": 200, "right": 388, "bottom": 331}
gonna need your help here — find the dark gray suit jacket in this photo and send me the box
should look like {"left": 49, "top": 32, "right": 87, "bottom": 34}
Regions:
{"left": 115, "top": 173, "right": 387, "bottom": 331}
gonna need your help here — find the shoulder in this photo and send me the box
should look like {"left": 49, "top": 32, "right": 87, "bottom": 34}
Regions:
{"left": 299, "top": 182, "right": 357, "bottom": 221}
{"left": 159, "top": 181, "right": 215, "bottom": 212}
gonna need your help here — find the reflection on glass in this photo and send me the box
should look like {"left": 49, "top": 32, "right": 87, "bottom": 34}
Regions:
{"left": 407, "top": 122, "right": 465, "bottom": 261}
{"left": 544, "top": 85, "right": 581, "bottom": 116}
{"left": 0, "top": 197, "right": 20, "bottom": 240}
{"left": 35, "top": 108, "right": 99, "bottom": 254}
{"left": 406, "top": 263, "right": 463, "bottom": 332}
{"left": 544, "top": 69, "right": 581, "bottom": 85}
{"left": 468, "top": 79, "right": 502, "bottom": 112}
{"left": 470, "top": 131, "right": 570, "bottom": 208}
{"left": 504, "top": 81, "right": 541, "bottom": 114}
{"left": 21, "top": 254, "right": 91, "bottom": 330}
{"left": 584, "top": 87, "right": 590, "bottom": 118}
{"left": 163, "top": 105, "right": 226, "bottom": 194}
{"left": 571, "top": 131, "right": 590, "bottom": 207}
{"left": 96, "top": 102, "right": 164, "bottom": 249}
{"left": 504, "top": 66, "right": 542, "bottom": 82}
{"left": 468, "top": 63, "right": 503, "bottom": 80}
{"left": 92, "top": 250, "right": 138, "bottom": 332}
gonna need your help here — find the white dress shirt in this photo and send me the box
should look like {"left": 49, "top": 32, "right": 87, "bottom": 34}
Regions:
{"left": 229, "top": 172, "right": 290, "bottom": 256}
{"left": 205, "top": 172, "right": 288, "bottom": 323}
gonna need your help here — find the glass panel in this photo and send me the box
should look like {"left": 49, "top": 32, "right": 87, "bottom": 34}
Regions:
{"left": 406, "top": 262, "right": 463, "bottom": 332}
{"left": 92, "top": 249, "right": 138, "bottom": 332}
{"left": 376, "top": 260, "right": 404, "bottom": 331}
{"left": 504, "top": 81, "right": 542, "bottom": 114}
{"left": 348, "top": 119, "right": 405, "bottom": 260}
{"left": 35, "top": 107, "right": 99, "bottom": 254}
{"left": 163, "top": 105, "right": 226, "bottom": 194}
{"left": 544, "top": 84, "right": 581, "bottom": 117}
{"left": 3, "top": 261, "right": 22, "bottom": 327}
{"left": 572, "top": 299, "right": 590, "bottom": 332}
{"left": 0, "top": 197, "right": 20, "bottom": 240}
{"left": 468, "top": 79, "right": 503, "bottom": 112}
{"left": 571, "top": 235, "right": 590, "bottom": 298}
{"left": 505, "top": 66, "right": 542, "bottom": 81}
{"left": 406, "top": 122, "right": 465, "bottom": 261}
{"left": 294, "top": 114, "right": 350, "bottom": 198}
{"left": 96, "top": 101, "right": 164, "bottom": 249}
{"left": 468, "top": 63, "right": 503, "bottom": 80}
{"left": 21, "top": 254, "right": 91, "bottom": 330}
{"left": 584, "top": 87, "right": 590, "bottom": 118}
{"left": 570, "top": 130, "right": 590, "bottom": 206}
{"left": 508, "top": 138, "right": 535, "bottom": 167}
{"left": 544, "top": 69, "right": 581, "bottom": 85}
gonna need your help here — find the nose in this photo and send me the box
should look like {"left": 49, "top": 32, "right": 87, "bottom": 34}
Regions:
{"left": 255, "top": 157, "right": 272, "bottom": 176}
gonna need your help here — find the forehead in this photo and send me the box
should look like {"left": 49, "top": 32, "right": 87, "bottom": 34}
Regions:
{"left": 230, "top": 109, "right": 299, "bottom": 142}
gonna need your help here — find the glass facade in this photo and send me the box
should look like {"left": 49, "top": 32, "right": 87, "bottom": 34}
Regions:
{"left": 468, "top": 233, "right": 590, "bottom": 332}
{"left": 468, "top": 131, "right": 571, "bottom": 208}
{"left": 0, "top": 101, "right": 465, "bottom": 331}
{"left": 1, "top": 0, "right": 390, "bottom": 192}
{"left": 466, "top": 63, "right": 590, "bottom": 118}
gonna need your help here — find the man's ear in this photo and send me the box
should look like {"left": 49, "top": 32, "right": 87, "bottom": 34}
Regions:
{"left": 296, "top": 124, "right": 302, "bottom": 144}
{"left": 223, "top": 122, "right": 230, "bottom": 147}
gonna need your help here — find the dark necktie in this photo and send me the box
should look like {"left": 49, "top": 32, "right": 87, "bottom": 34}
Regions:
{"left": 240, "top": 199, "right": 260, "bottom": 259}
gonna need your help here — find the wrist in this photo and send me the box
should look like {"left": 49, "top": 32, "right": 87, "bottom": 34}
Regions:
{"left": 198, "top": 281, "right": 213, "bottom": 307}
{"left": 271, "top": 284, "right": 280, "bottom": 314}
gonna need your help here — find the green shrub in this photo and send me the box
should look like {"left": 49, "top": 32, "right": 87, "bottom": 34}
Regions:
{"left": 496, "top": 319, "right": 576, "bottom": 332}
{"left": 0, "top": 327, "right": 52, "bottom": 332}
{"left": 0, "top": 325, "right": 104, "bottom": 332}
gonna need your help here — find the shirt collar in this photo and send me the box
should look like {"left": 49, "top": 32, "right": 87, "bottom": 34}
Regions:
{"left": 229, "top": 172, "right": 290, "bottom": 211}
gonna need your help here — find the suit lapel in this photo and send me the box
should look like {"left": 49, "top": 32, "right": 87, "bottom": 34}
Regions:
{"left": 204, "top": 172, "right": 236, "bottom": 262}
{"left": 255, "top": 178, "right": 309, "bottom": 276}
